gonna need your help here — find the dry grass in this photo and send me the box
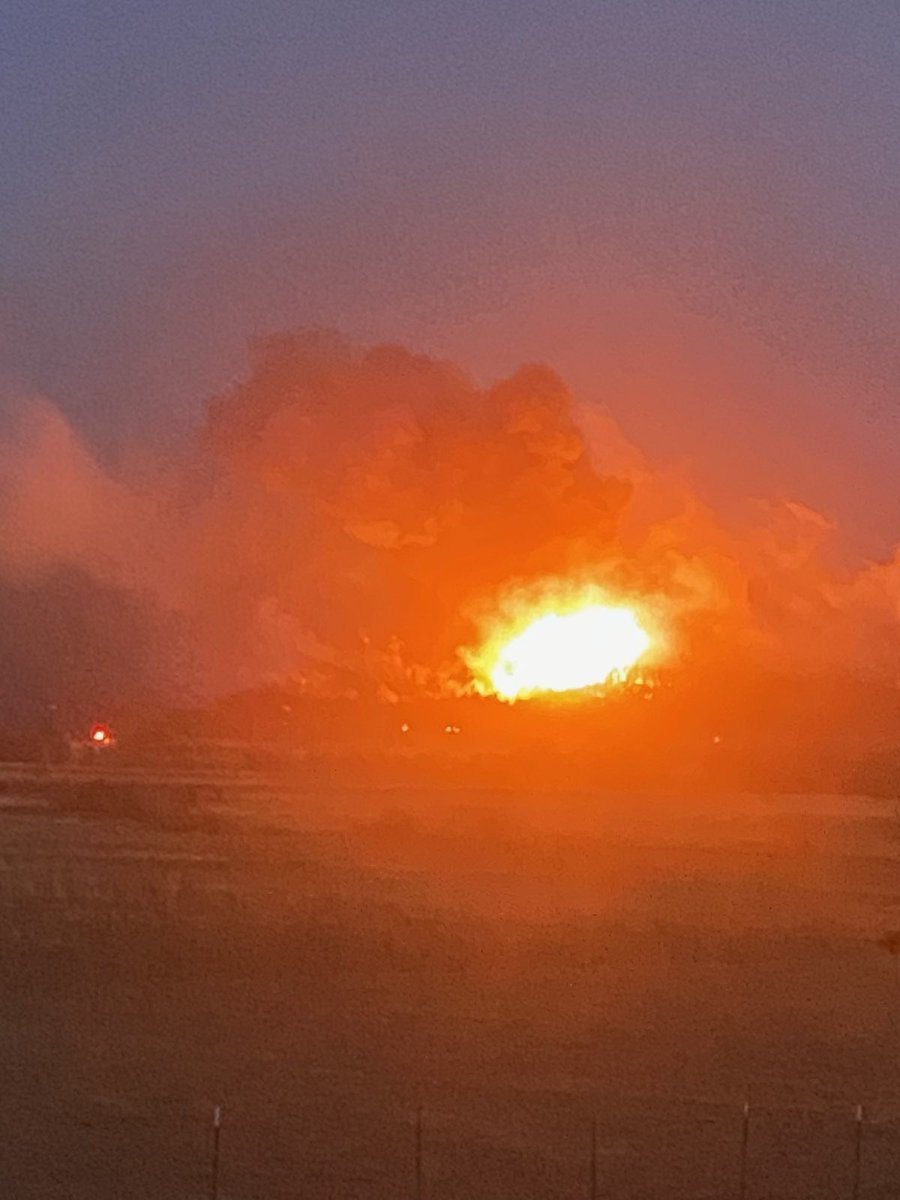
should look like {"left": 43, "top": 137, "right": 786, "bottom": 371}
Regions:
{"left": 0, "top": 782, "right": 898, "bottom": 1197}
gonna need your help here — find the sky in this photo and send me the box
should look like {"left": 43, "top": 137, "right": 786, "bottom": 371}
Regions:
{"left": 3, "top": 0, "right": 899, "bottom": 557}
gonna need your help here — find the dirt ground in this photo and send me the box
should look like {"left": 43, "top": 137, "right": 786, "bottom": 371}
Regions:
{"left": 0, "top": 782, "right": 899, "bottom": 1198}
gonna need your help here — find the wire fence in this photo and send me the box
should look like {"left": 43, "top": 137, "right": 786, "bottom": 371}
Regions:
{"left": 4, "top": 1089, "right": 900, "bottom": 1198}
{"left": 182, "top": 1095, "right": 900, "bottom": 1200}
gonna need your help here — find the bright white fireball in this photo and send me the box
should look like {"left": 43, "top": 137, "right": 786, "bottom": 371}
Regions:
{"left": 489, "top": 605, "right": 650, "bottom": 700}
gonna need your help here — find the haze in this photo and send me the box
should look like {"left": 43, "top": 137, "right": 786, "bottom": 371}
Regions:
{"left": 4, "top": 0, "right": 900, "bottom": 556}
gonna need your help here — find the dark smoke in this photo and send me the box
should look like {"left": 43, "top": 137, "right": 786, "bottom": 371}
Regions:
{"left": 1, "top": 330, "right": 899, "bottom": 720}
{"left": 201, "top": 330, "right": 632, "bottom": 694}
{"left": 0, "top": 567, "right": 185, "bottom": 729}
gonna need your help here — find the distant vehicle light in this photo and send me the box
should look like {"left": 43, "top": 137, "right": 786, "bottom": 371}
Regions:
{"left": 89, "top": 723, "right": 114, "bottom": 746}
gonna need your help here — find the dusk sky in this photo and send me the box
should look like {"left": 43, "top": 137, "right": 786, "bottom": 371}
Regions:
{"left": 3, "top": 1, "right": 899, "bottom": 555}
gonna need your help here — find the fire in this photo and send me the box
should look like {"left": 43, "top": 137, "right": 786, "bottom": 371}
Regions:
{"left": 479, "top": 602, "right": 651, "bottom": 700}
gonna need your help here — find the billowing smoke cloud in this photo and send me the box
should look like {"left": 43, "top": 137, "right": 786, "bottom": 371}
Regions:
{"left": 0, "top": 395, "right": 189, "bottom": 722}
{"left": 2, "top": 329, "right": 900, "bottom": 720}
{"left": 201, "top": 331, "right": 633, "bottom": 696}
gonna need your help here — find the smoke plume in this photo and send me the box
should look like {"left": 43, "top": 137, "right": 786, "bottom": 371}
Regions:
{"left": 1, "top": 330, "right": 899, "bottom": 719}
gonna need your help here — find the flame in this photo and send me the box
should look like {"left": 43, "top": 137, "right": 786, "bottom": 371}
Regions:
{"left": 474, "top": 599, "right": 652, "bottom": 701}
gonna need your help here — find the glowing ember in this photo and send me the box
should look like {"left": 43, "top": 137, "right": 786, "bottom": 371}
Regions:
{"left": 488, "top": 605, "right": 650, "bottom": 700}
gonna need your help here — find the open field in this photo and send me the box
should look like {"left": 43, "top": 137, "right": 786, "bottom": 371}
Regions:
{"left": 1, "top": 777, "right": 900, "bottom": 1197}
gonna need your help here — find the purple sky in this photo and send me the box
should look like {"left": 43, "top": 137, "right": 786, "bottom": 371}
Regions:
{"left": 3, "top": 0, "right": 899, "bottom": 555}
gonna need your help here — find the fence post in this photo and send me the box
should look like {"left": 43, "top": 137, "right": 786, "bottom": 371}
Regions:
{"left": 415, "top": 1106, "right": 424, "bottom": 1200}
{"left": 589, "top": 1115, "right": 598, "bottom": 1200}
{"left": 209, "top": 1105, "right": 222, "bottom": 1200}
{"left": 738, "top": 1100, "right": 751, "bottom": 1200}
{"left": 851, "top": 1104, "right": 864, "bottom": 1200}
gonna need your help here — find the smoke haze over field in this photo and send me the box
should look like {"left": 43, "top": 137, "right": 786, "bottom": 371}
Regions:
{"left": 1, "top": 330, "right": 900, "bottom": 718}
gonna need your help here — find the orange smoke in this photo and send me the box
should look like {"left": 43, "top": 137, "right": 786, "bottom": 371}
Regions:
{"left": 4, "top": 329, "right": 900, "bottom": 718}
